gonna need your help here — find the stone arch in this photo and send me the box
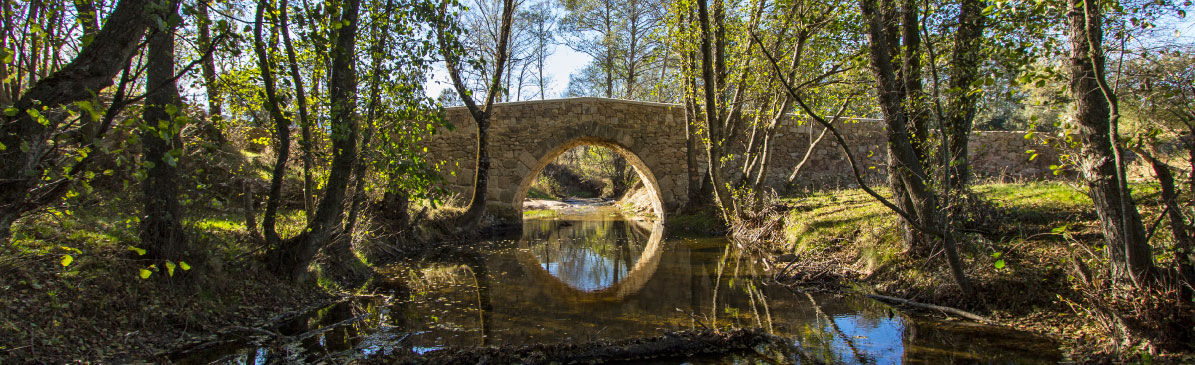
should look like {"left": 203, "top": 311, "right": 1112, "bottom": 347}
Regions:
{"left": 423, "top": 98, "right": 691, "bottom": 224}
{"left": 512, "top": 136, "right": 666, "bottom": 219}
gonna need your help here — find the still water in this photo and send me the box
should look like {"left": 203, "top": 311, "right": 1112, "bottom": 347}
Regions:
{"left": 181, "top": 206, "right": 1061, "bottom": 363}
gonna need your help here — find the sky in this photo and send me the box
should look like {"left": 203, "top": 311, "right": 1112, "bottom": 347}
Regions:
{"left": 421, "top": 10, "right": 1195, "bottom": 102}
{"left": 423, "top": 46, "right": 593, "bottom": 101}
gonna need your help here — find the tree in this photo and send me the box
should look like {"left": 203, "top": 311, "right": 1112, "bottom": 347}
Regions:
{"left": 692, "top": 0, "right": 738, "bottom": 222}
{"left": 855, "top": 0, "right": 974, "bottom": 297}
{"left": 140, "top": 0, "right": 198, "bottom": 268}
{"left": 616, "top": 0, "right": 661, "bottom": 99}
{"left": 0, "top": 0, "right": 151, "bottom": 241}
{"left": 1066, "top": 0, "right": 1155, "bottom": 286}
{"left": 279, "top": 0, "right": 319, "bottom": 224}
{"left": 254, "top": 0, "right": 293, "bottom": 248}
{"left": 267, "top": 0, "right": 363, "bottom": 280}
{"left": 945, "top": 0, "right": 986, "bottom": 188}
{"left": 560, "top": 0, "right": 664, "bottom": 100}
{"left": 436, "top": 0, "right": 516, "bottom": 229}
{"left": 456, "top": 0, "right": 527, "bottom": 100}
{"left": 196, "top": 0, "right": 226, "bottom": 144}
{"left": 525, "top": 0, "right": 558, "bottom": 100}
{"left": 560, "top": 0, "right": 619, "bottom": 98}
{"left": 1122, "top": 48, "right": 1195, "bottom": 286}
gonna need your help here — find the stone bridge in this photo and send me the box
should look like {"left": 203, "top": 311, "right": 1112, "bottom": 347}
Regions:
{"left": 422, "top": 97, "right": 1058, "bottom": 222}
{"left": 424, "top": 98, "right": 689, "bottom": 220}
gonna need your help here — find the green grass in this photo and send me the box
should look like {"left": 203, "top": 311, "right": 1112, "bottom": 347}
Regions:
{"left": 782, "top": 188, "right": 901, "bottom": 271}
{"left": 523, "top": 209, "right": 560, "bottom": 219}
{"left": 974, "top": 181, "right": 1091, "bottom": 209}
{"left": 778, "top": 181, "right": 1115, "bottom": 272}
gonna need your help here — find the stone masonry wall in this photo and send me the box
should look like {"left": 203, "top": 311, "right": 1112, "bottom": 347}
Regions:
{"left": 750, "top": 119, "right": 1059, "bottom": 190}
{"left": 421, "top": 98, "right": 1058, "bottom": 218}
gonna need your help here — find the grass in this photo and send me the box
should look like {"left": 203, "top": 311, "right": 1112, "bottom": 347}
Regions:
{"left": 523, "top": 209, "right": 561, "bottom": 219}
{"left": 769, "top": 180, "right": 1193, "bottom": 360}
{"left": 782, "top": 189, "right": 900, "bottom": 271}
{"left": 779, "top": 182, "right": 1102, "bottom": 269}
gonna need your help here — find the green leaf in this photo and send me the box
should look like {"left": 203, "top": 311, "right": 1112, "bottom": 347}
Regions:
{"left": 128, "top": 246, "right": 147, "bottom": 256}
{"left": 3, "top": 107, "right": 17, "bottom": 116}
{"left": 179, "top": 261, "right": 191, "bottom": 271}
{"left": 81, "top": 34, "right": 95, "bottom": 47}
{"left": 139, "top": 268, "right": 152, "bottom": 279}
{"left": 60, "top": 255, "right": 74, "bottom": 267}
{"left": 166, "top": 261, "right": 176, "bottom": 277}
{"left": 994, "top": 260, "right": 1005, "bottom": 269}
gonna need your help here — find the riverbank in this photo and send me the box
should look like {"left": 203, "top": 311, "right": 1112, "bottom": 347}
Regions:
{"left": 752, "top": 181, "right": 1194, "bottom": 362}
{"left": 0, "top": 197, "right": 336, "bottom": 362}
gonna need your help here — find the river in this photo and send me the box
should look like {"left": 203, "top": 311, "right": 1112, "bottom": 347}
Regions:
{"left": 179, "top": 204, "right": 1061, "bottom": 363}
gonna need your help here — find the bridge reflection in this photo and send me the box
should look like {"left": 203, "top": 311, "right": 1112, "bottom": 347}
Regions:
{"left": 516, "top": 217, "right": 664, "bottom": 301}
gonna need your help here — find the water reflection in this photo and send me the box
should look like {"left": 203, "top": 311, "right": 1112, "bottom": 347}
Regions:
{"left": 518, "top": 217, "right": 664, "bottom": 299}
{"left": 180, "top": 210, "right": 1061, "bottom": 364}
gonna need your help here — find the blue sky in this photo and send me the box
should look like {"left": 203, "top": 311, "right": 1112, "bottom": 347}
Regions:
{"left": 424, "top": 46, "right": 592, "bottom": 100}
{"left": 422, "top": 11, "right": 1193, "bottom": 101}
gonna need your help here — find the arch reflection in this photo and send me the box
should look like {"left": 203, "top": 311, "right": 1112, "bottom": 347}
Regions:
{"left": 516, "top": 218, "right": 665, "bottom": 302}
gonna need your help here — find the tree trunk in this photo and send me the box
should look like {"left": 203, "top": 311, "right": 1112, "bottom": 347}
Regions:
{"left": 900, "top": 0, "right": 929, "bottom": 166}
{"left": 346, "top": 0, "right": 394, "bottom": 236}
{"left": 785, "top": 123, "right": 828, "bottom": 190}
{"left": 945, "top": 0, "right": 984, "bottom": 189}
{"left": 1134, "top": 148, "right": 1194, "bottom": 287}
{"left": 859, "top": 0, "right": 973, "bottom": 297}
{"left": 196, "top": 0, "right": 225, "bottom": 144}
{"left": 611, "top": 154, "right": 628, "bottom": 197}
{"left": 696, "top": 0, "right": 736, "bottom": 222}
{"left": 139, "top": 0, "right": 194, "bottom": 265}
{"left": 437, "top": 0, "right": 516, "bottom": 230}
{"left": 0, "top": 0, "right": 149, "bottom": 241}
{"left": 683, "top": 69, "right": 704, "bottom": 210}
{"left": 254, "top": 0, "right": 291, "bottom": 248}
{"left": 243, "top": 179, "right": 258, "bottom": 236}
{"left": 1067, "top": 0, "right": 1154, "bottom": 286}
{"left": 277, "top": 0, "right": 317, "bottom": 223}
{"left": 268, "top": 0, "right": 361, "bottom": 281}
